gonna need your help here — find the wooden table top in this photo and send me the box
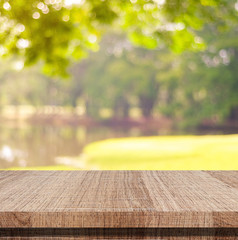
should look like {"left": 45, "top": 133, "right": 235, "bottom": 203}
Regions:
{"left": 0, "top": 171, "right": 238, "bottom": 228}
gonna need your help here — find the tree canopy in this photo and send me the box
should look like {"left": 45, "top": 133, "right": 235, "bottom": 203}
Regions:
{"left": 1, "top": 0, "right": 238, "bottom": 128}
{"left": 0, "top": 0, "right": 237, "bottom": 76}
{"left": 1, "top": 22, "right": 238, "bottom": 127}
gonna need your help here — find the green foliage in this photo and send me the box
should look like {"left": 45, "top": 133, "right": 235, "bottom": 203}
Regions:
{"left": 0, "top": 58, "right": 71, "bottom": 107}
{"left": 0, "top": 0, "right": 237, "bottom": 76}
{"left": 159, "top": 25, "right": 238, "bottom": 127}
{"left": 1, "top": 22, "right": 238, "bottom": 127}
{"left": 1, "top": 0, "right": 238, "bottom": 128}
{"left": 73, "top": 34, "right": 172, "bottom": 118}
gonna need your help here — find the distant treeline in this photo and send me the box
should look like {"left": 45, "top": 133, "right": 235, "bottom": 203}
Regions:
{"left": 0, "top": 26, "right": 238, "bottom": 128}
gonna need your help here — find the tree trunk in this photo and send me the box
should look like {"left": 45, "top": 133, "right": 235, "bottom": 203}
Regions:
{"left": 113, "top": 97, "right": 130, "bottom": 118}
{"left": 228, "top": 106, "right": 238, "bottom": 121}
{"left": 139, "top": 96, "right": 155, "bottom": 118}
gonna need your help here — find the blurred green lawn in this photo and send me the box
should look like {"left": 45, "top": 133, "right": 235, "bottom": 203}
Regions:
{"left": 6, "top": 134, "right": 238, "bottom": 170}
{"left": 83, "top": 134, "right": 238, "bottom": 170}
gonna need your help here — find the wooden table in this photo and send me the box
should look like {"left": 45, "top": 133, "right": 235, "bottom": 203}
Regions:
{"left": 0, "top": 171, "right": 238, "bottom": 239}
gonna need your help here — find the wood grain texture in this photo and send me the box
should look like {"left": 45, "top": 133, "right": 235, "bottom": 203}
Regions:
{"left": 0, "top": 171, "right": 238, "bottom": 229}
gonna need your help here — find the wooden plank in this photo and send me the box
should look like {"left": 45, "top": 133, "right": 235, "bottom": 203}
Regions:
{"left": 207, "top": 171, "right": 238, "bottom": 190}
{"left": 0, "top": 171, "right": 238, "bottom": 229}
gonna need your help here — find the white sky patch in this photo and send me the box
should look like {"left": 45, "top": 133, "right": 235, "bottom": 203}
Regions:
{"left": 88, "top": 34, "right": 97, "bottom": 43}
{"left": 13, "top": 60, "right": 24, "bottom": 71}
{"left": 154, "top": 0, "right": 165, "bottom": 6}
{"left": 16, "top": 39, "right": 30, "bottom": 49}
{"left": 3, "top": 2, "right": 11, "bottom": 10}
{"left": 143, "top": 3, "right": 156, "bottom": 11}
{"left": 37, "top": 2, "right": 45, "bottom": 9}
{"left": 219, "top": 49, "right": 227, "bottom": 58}
{"left": 62, "top": 15, "right": 70, "bottom": 21}
{"left": 194, "top": 36, "right": 203, "bottom": 44}
{"left": 32, "top": 12, "right": 40, "bottom": 19}
{"left": 0, "top": 46, "right": 7, "bottom": 56}
{"left": 152, "top": 11, "right": 161, "bottom": 19}
{"left": 64, "top": 0, "right": 84, "bottom": 6}
{"left": 42, "top": 5, "right": 49, "bottom": 14}
{"left": 235, "top": 2, "right": 238, "bottom": 11}
{"left": 16, "top": 24, "right": 25, "bottom": 33}
{"left": 175, "top": 22, "right": 185, "bottom": 31}
{"left": 158, "top": 22, "right": 185, "bottom": 32}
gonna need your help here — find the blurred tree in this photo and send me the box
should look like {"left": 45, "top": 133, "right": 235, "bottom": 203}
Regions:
{"left": 159, "top": 24, "right": 238, "bottom": 127}
{"left": 70, "top": 33, "right": 180, "bottom": 119}
{"left": 0, "top": 59, "right": 70, "bottom": 109}
{"left": 1, "top": 18, "right": 238, "bottom": 128}
{"left": 0, "top": 0, "right": 237, "bottom": 76}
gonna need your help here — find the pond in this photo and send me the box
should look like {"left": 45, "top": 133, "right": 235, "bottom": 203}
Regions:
{"left": 0, "top": 121, "right": 236, "bottom": 170}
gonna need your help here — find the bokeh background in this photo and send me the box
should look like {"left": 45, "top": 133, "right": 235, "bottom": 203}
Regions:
{"left": 0, "top": 0, "right": 238, "bottom": 170}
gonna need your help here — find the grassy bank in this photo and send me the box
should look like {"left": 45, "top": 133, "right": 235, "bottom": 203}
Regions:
{"left": 83, "top": 134, "right": 238, "bottom": 170}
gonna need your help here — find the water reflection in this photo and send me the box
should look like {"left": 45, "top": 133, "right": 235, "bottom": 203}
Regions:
{"left": 0, "top": 123, "right": 161, "bottom": 169}
{"left": 0, "top": 122, "right": 235, "bottom": 169}
{"left": 0, "top": 145, "right": 27, "bottom": 166}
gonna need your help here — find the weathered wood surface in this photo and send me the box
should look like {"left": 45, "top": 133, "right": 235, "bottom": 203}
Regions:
{"left": 0, "top": 170, "right": 238, "bottom": 230}
{"left": 1, "top": 171, "right": 238, "bottom": 239}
